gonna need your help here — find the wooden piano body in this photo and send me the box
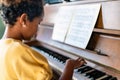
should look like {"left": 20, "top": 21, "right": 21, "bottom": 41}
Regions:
{"left": 31, "top": 0, "right": 120, "bottom": 80}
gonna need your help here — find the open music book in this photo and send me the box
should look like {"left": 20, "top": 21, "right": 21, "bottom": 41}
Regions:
{"left": 52, "top": 3, "right": 101, "bottom": 49}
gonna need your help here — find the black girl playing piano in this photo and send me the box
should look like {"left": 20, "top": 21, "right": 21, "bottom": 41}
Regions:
{"left": 0, "top": 0, "right": 86, "bottom": 80}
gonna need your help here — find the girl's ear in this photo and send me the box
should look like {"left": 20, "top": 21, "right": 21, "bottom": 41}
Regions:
{"left": 19, "top": 13, "right": 28, "bottom": 27}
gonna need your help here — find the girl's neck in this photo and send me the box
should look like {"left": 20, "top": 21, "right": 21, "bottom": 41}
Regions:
{"left": 2, "top": 25, "right": 22, "bottom": 41}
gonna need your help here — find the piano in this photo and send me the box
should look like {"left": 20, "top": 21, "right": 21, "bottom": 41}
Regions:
{"left": 29, "top": 0, "right": 120, "bottom": 80}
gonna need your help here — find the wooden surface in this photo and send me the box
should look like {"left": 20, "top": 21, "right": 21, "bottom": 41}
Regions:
{"left": 35, "top": 25, "right": 120, "bottom": 79}
{"left": 42, "top": 0, "right": 120, "bottom": 30}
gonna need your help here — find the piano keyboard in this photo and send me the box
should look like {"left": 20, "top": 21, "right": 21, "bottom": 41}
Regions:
{"left": 32, "top": 46, "right": 117, "bottom": 80}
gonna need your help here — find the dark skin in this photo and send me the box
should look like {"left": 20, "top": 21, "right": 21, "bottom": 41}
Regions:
{"left": 3, "top": 13, "right": 41, "bottom": 40}
{"left": 59, "top": 58, "right": 86, "bottom": 80}
{"left": 3, "top": 13, "right": 86, "bottom": 80}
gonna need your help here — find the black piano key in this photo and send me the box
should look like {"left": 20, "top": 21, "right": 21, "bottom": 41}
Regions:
{"left": 101, "top": 75, "right": 113, "bottom": 80}
{"left": 77, "top": 66, "right": 93, "bottom": 73}
{"left": 86, "top": 69, "right": 106, "bottom": 79}
{"left": 80, "top": 64, "right": 86, "bottom": 67}
{"left": 85, "top": 70, "right": 96, "bottom": 77}
{"left": 35, "top": 46, "right": 69, "bottom": 63}
{"left": 109, "top": 77, "right": 117, "bottom": 80}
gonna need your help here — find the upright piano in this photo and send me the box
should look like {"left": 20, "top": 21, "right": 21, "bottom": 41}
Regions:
{"left": 30, "top": 0, "right": 120, "bottom": 80}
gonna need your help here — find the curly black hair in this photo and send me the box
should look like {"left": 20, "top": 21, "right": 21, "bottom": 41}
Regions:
{"left": 0, "top": 0, "right": 43, "bottom": 25}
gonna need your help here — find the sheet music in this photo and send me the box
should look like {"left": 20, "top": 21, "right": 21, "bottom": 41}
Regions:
{"left": 52, "top": 6, "right": 74, "bottom": 42}
{"left": 52, "top": 4, "right": 101, "bottom": 49}
{"left": 65, "top": 4, "right": 101, "bottom": 49}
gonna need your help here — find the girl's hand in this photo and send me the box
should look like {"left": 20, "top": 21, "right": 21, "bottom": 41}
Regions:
{"left": 66, "top": 57, "right": 86, "bottom": 69}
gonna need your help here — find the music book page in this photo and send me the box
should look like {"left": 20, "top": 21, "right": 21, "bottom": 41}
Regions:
{"left": 52, "top": 4, "right": 101, "bottom": 49}
{"left": 65, "top": 4, "right": 101, "bottom": 49}
{"left": 52, "top": 6, "right": 74, "bottom": 42}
